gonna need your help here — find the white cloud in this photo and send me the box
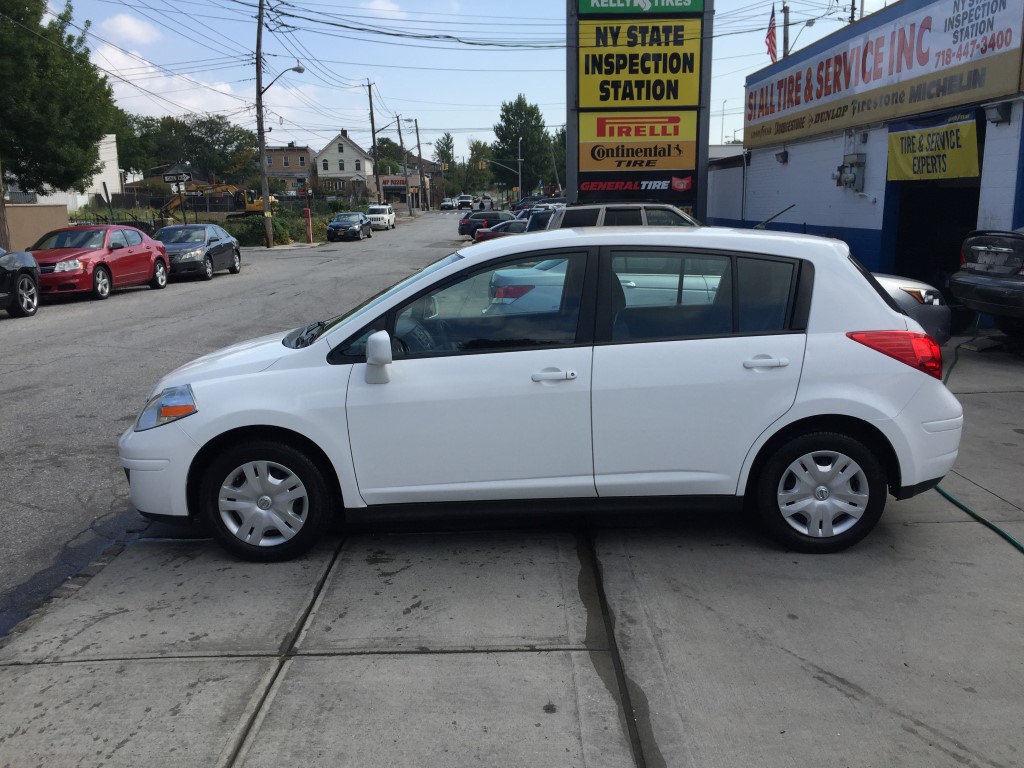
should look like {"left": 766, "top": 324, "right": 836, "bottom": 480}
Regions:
{"left": 360, "top": 0, "right": 409, "bottom": 20}
{"left": 99, "top": 14, "right": 162, "bottom": 45}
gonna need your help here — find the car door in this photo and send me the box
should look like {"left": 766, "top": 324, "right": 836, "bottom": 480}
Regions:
{"left": 204, "top": 226, "right": 224, "bottom": 270}
{"left": 345, "top": 249, "right": 597, "bottom": 505}
{"left": 591, "top": 247, "right": 808, "bottom": 497}
{"left": 105, "top": 229, "right": 137, "bottom": 284}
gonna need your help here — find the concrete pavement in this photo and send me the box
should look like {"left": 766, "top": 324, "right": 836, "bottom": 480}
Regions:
{"left": 1, "top": 333, "right": 1022, "bottom": 767}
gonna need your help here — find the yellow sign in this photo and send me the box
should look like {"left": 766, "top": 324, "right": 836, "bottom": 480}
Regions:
{"left": 579, "top": 19, "right": 702, "bottom": 108}
{"left": 887, "top": 116, "right": 979, "bottom": 181}
{"left": 579, "top": 111, "right": 697, "bottom": 172}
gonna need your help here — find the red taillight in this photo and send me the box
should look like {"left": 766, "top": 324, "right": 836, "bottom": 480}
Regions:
{"left": 495, "top": 285, "right": 534, "bottom": 300}
{"left": 847, "top": 331, "right": 943, "bottom": 379}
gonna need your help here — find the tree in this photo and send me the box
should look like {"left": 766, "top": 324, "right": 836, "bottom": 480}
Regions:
{"left": 549, "top": 125, "right": 567, "bottom": 194}
{"left": 431, "top": 132, "right": 455, "bottom": 167}
{"left": 372, "top": 137, "right": 403, "bottom": 175}
{"left": 491, "top": 95, "right": 549, "bottom": 198}
{"left": 0, "top": 0, "right": 117, "bottom": 249}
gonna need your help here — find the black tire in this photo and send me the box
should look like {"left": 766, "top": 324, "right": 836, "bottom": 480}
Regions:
{"left": 200, "top": 440, "right": 332, "bottom": 562}
{"left": 754, "top": 432, "right": 886, "bottom": 553}
{"left": 995, "top": 316, "right": 1024, "bottom": 339}
{"left": 228, "top": 249, "right": 241, "bottom": 274}
{"left": 367, "top": 228, "right": 372, "bottom": 238}
{"left": 7, "top": 272, "right": 39, "bottom": 318}
{"left": 356, "top": 228, "right": 363, "bottom": 241}
{"left": 92, "top": 266, "right": 111, "bottom": 300}
{"left": 201, "top": 256, "right": 214, "bottom": 281}
{"left": 149, "top": 260, "right": 167, "bottom": 289}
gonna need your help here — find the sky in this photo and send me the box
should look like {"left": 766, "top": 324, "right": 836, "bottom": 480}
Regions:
{"left": 57, "top": 0, "right": 890, "bottom": 163}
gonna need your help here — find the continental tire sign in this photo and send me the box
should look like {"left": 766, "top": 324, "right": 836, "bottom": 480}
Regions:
{"left": 579, "top": 112, "right": 696, "bottom": 171}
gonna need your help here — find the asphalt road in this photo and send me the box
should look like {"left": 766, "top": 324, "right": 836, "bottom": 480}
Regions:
{"left": 0, "top": 211, "right": 463, "bottom": 633}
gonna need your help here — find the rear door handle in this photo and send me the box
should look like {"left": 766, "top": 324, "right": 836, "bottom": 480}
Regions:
{"left": 532, "top": 369, "right": 578, "bottom": 382}
{"left": 743, "top": 357, "right": 789, "bottom": 369}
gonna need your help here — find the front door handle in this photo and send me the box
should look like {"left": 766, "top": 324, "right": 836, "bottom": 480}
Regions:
{"left": 743, "top": 356, "right": 790, "bottom": 369}
{"left": 532, "top": 369, "right": 578, "bottom": 382}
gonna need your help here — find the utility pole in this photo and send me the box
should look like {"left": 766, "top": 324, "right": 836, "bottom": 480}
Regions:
{"left": 255, "top": 0, "right": 272, "bottom": 248}
{"left": 783, "top": 3, "right": 790, "bottom": 58}
{"left": 367, "top": 81, "right": 381, "bottom": 203}
{"left": 396, "top": 115, "right": 413, "bottom": 216}
{"left": 412, "top": 119, "right": 427, "bottom": 210}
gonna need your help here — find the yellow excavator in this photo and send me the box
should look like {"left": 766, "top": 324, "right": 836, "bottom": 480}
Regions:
{"left": 160, "top": 184, "right": 277, "bottom": 220}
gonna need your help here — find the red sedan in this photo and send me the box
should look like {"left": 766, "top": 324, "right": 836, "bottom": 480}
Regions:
{"left": 473, "top": 219, "right": 528, "bottom": 243}
{"left": 30, "top": 225, "right": 169, "bottom": 300}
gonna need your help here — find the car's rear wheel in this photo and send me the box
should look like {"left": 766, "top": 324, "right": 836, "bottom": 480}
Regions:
{"left": 995, "top": 316, "right": 1024, "bottom": 339}
{"left": 367, "top": 228, "right": 372, "bottom": 238}
{"left": 92, "top": 266, "right": 111, "bottom": 300}
{"left": 200, "top": 441, "right": 330, "bottom": 562}
{"left": 8, "top": 273, "right": 39, "bottom": 317}
{"left": 755, "top": 432, "right": 886, "bottom": 553}
{"left": 201, "top": 256, "right": 214, "bottom": 281}
{"left": 229, "top": 249, "right": 241, "bottom": 274}
{"left": 149, "top": 260, "right": 167, "bottom": 289}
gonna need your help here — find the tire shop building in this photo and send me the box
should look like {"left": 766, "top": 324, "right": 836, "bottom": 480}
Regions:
{"left": 707, "top": 0, "right": 1024, "bottom": 296}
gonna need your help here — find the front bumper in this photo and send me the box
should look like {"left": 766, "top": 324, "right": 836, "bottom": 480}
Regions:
{"left": 169, "top": 257, "right": 204, "bottom": 275}
{"left": 949, "top": 272, "right": 1024, "bottom": 318}
{"left": 368, "top": 220, "right": 390, "bottom": 230}
{"left": 119, "top": 422, "right": 201, "bottom": 518}
{"left": 39, "top": 268, "right": 91, "bottom": 294}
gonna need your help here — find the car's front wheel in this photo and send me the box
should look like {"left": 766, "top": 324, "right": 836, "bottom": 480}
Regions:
{"left": 201, "top": 256, "right": 214, "bottom": 281}
{"left": 200, "top": 441, "right": 331, "bottom": 562}
{"left": 149, "top": 260, "right": 167, "bottom": 289}
{"left": 92, "top": 266, "right": 111, "bottom": 300}
{"left": 8, "top": 273, "right": 38, "bottom": 317}
{"left": 229, "top": 249, "right": 241, "bottom": 274}
{"left": 754, "top": 432, "right": 886, "bottom": 553}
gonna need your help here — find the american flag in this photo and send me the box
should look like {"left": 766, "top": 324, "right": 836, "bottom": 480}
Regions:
{"left": 766, "top": 5, "right": 778, "bottom": 63}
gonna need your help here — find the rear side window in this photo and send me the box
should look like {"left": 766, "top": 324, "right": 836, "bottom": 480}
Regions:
{"left": 561, "top": 209, "right": 600, "bottom": 227}
{"left": 736, "top": 257, "right": 794, "bottom": 333}
{"left": 123, "top": 229, "right": 143, "bottom": 246}
{"left": 604, "top": 208, "right": 643, "bottom": 226}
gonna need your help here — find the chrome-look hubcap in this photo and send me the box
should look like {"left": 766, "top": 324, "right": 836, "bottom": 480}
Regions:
{"left": 218, "top": 460, "right": 309, "bottom": 547}
{"left": 776, "top": 451, "right": 868, "bottom": 538}
{"left": 96, "top": 272, "right": 110, "bottom": 295}
{"left": 18, "top": 277, "right": 38, "bottom": 313}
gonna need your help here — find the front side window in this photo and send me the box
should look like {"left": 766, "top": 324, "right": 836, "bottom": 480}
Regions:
{"left": 604, "top": 208, "right": 643, "bottom": 226}
{"left": 390, "top": 252, "right": 589, "bottom": 358}
{"left": 108, "top": 230, "right": 130, "bottom": 249}
{"left": 645, "top": 208, "right": 692, "bottom": 226}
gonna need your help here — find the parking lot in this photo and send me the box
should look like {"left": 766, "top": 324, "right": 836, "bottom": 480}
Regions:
{"left": 1, "top": 212, "right": 1023, "bottom": 767}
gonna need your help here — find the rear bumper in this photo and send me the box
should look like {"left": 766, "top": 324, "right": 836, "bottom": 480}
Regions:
{"left": 949, "top": 272, "right": 1024, "bottom": 318}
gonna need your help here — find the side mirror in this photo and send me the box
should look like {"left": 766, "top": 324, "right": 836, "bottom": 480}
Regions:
{"left": 365, "top": 330, "right": 392, "bottom": 384}
{"left": 209, "top": 235, "right": 220, "bottom": 243}
{"left": 109, "top": 241, "right": 124, "bottom": 250}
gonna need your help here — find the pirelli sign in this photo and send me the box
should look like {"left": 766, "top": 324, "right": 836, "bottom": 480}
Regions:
{"left": 579, "top": 112, "right": 697, "bottom": 172}
{"left": 569, "top": 0, "right": 712, "bottom": 215}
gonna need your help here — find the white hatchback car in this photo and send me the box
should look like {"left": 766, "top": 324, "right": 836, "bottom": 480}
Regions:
{"left": 365, "top": 204, "right": 396, "bottom": 230}
{"left": 119, "top": 228, "right": 963, "bottom": 561}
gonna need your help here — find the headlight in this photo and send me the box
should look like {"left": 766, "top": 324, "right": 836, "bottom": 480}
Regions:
{"left": 901, "top": 287, "right": 943, "bottom": 305}
{"left": 134, "top": 385, "right": 198, "bottom": 431}
{"left": 178, "top": 248, "right": 204, "bottom": 261}
{"left": 54, "top": 259, "right": 82, "bottom": 272}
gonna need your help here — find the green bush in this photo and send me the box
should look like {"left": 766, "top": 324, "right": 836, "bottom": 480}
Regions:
{"left": 223, "top": 216, "right": 292, "bottom": 247}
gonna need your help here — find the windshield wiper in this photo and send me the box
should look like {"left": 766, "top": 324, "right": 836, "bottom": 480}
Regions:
{"left": 294, "top": 320, "right": 327, "bottom": 348}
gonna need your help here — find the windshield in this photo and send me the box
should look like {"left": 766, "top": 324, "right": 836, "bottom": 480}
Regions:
{"left": 154, "top": 227, "right": 205, "bottom": 244}
{"left": 32, "top": 229, "right": 105, "bottom": 250}
{"left": 333, "top": 214, "right": 359, "bottom": 222}
{"left": 282, "top": 252, "right": 465, "bottom": 348}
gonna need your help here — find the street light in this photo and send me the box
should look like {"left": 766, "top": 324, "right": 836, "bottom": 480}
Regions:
{"left": 517, "top": 137, "right": 523, "bottom": 202}
{"left": 256, "top": 60, "right": 304, "bottom": 248}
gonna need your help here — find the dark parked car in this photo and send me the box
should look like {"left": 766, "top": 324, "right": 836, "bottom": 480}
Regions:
{"left": 154, "top": 224, "right": 241, "bottom": 280}
{"left": 458, "top": 210, "right": 515, "bottom": 238}
{"left": 950, "top": 227, "right": 1024, "bottom": 338}
{"left": 29, "top": 225, "right": 168, "bottom": 300}
{"left": 873, "top": 274, "right": 951, "bottom": 346}
{"left": 0, "top": 247, "right": 40, "bottom": 318}
{"left": 472, "top": 219, "right": 528, "bottom": 242}
{"left": 327, "top": 212, "right": 373, "bottom": 241}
